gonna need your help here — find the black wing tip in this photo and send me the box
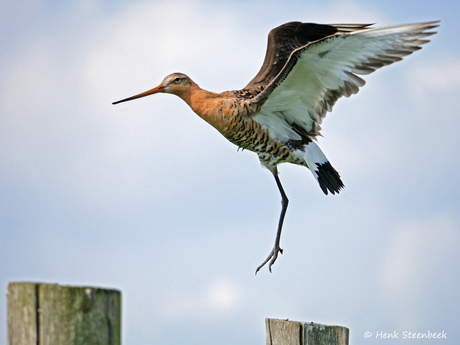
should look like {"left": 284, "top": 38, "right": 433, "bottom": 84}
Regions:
{"left": 316, "top": 162, "right": 345, "bottom": 195}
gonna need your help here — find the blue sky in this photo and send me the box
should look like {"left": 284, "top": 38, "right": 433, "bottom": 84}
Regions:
{"left": 1, "top": 0, "right": 459, "bottom": 344}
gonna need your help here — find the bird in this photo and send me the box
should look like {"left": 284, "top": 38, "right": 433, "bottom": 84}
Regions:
{"left": 113, "top": 20, "right": 439, "bottom": 273}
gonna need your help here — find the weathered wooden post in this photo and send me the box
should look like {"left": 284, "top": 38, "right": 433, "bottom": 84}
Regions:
{"left": 266, "top": 318, "right": 349, "bottom": 345}
{"left": 7, "top": 282, "right": 121, "bottom": 345}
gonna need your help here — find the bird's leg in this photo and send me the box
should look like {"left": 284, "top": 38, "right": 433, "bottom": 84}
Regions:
{"left": 255, "top": 174, "right": 289, "bottom": 274}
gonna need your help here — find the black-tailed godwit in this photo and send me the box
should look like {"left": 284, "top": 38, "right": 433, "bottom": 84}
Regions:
{"left": 113, "top": 21, "right": 439, "bottom": 273}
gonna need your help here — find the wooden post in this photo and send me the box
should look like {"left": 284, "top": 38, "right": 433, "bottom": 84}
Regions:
{"left": 7, "top": 282, "right": 122, "bottom": 345}
{"left": 266, "top": 318, "right": 349, "bottom": 345}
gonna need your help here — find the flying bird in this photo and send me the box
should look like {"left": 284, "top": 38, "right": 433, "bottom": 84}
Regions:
{"left": 113, "top": 20, "right": 439, "bottom": 273}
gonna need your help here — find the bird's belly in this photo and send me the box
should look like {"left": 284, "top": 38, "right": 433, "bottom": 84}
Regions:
{"left": 221, "top": 117, "right": 302, "bottom": 166}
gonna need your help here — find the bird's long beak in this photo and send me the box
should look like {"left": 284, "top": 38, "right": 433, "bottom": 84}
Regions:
{"left": 112, "top": 84, "right": 165, "bottom": 105}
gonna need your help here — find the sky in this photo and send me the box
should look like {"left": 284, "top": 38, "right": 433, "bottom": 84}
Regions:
{"left": 1, "top": 0, "right": 459, "bottom": 344}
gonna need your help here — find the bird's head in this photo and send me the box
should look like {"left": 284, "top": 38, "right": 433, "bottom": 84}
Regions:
{"left": 112, "top": 73, "right": 192, "bottom": 105}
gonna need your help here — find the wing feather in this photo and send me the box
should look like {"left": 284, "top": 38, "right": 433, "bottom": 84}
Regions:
{"left": 244, "top": 22, "right": 371, "bottom": 93}
{"left": 249, "top": 21, "right": 439, "bottom": 141}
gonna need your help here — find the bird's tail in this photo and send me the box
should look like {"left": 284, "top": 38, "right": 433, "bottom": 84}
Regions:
{"left": 295, "top": 141, "right": 344, "bottom": 195}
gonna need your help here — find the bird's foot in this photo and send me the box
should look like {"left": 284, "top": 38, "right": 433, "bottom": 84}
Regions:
{"left": 255, "top": 246, "right": 283, "bottom": 274}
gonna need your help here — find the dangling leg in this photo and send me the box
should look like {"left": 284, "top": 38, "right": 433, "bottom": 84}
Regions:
{"left": 255, "top": 173, "right": 289, "bottom": 274}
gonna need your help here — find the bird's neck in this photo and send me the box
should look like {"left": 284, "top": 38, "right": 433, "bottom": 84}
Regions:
{"left": 176, "top": 83, "right": 234, "bottom": 131}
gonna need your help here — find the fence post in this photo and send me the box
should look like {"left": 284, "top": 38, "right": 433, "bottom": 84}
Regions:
{"left": 266, "top": 318, "right": 349, "bottom": 345}
{"left": 7, "top": 282, "right": 121, "bottom": 345}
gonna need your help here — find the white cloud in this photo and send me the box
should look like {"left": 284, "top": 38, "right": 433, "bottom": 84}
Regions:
{"left": 207, "top": 278, "right": 241, "bottom": 311}
{"left": 404, "top": 56, "right": 460, "bottom": 107}
{"left": 159, "top": 277, "right": 242, "bottom": 322}
{"left": 377, "top": 215, "right": 460, "bottom": 330}
{"left": 380, "top": 215, "right": 459, "bottom": 298}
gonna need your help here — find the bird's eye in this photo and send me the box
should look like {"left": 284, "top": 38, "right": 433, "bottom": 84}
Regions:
{"left": 174, "top": 77, "right": 182, "bottom": 83}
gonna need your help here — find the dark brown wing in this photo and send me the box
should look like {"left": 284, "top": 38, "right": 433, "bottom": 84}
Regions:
{"left": 244, "top": 22, "right": 372, "bottom": 93}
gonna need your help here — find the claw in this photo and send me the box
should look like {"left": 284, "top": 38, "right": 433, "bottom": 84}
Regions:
{"left": 255, "top": 246, "right": 283, "bottom": 274}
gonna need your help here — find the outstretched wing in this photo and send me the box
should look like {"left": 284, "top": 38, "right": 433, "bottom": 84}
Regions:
{"left": 247, "top": 21, "right": 439, "bottom": 142}
{"left": 244, "top": 22, "right": 371, "bottom": 95}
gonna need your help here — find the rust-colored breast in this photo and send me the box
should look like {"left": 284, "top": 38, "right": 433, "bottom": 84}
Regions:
{"left": 187, "top": 86, "right": 298, "bottom": 167}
